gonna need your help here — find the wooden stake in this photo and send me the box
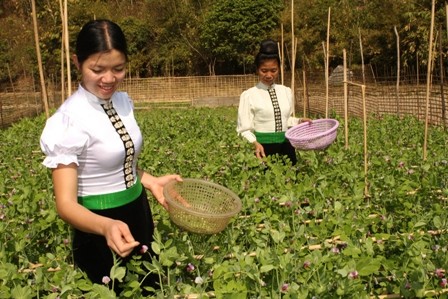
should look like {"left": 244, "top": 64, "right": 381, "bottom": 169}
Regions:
{"left": 290, "top": 0, "right": 295, "bottom": 117}
{"left": 303, "top": 69, "right": 307, "bottom": 117}
{"left": 31, "top": 0, "right": 49, "bottom": 119}
{"left": 59, "top": 0, "right": 65, "bottom": 104}
{"left": 441, "top": 24, "right": 447, "bottom": 128}
{"left": 424, "top": 0, "right": 435, "bottom": 160}
{"left": 394, "top": 26, "right": 400, "bottom": 116}
{"left": 359, "top": 28, "right": 365, "bottom": 84}
{"left": 280, "top": 23, "right": 284, "bottom": 85}
{"left": 325, "top": 7, "right": 331, "bottom": 118}
{"left": 362, "top": 84, "right": 368, "bottom": 196}
{"left": 64, "top": 0, "right": 72, "bottom": 96}
{"left": 343, "top": 49, "right": 348, "bottom": 149}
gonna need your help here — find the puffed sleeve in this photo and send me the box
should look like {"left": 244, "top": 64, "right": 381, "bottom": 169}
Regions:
{"left": 236, "top": 90, "right": 257, "bottom": 143}
{"left": 40, "top": 112, "right": 88, "bottom": 168}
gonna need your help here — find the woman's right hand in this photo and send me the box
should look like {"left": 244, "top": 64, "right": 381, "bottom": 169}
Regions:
{"left": 254, "top": 142, "right": 265, "bottom": 159}
{"left": 300, "top": 117, "right": 313, "bottom": 124}
{"left": 102, "top": 219, "right": 140, "bottom": 257}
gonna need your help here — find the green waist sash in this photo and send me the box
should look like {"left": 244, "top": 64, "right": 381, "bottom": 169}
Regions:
{"left": 255, "top": 131, "right": 286, "bottom": 144}
{"left": 78, "top": 178, "right": 142, "bottom": 210}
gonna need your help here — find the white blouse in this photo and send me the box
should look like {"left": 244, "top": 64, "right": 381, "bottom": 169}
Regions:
{"left": 40, "top": 85, "right": 143, "bottom": 197}
{"left": 237, "top": 82, "right": 300, "bottom": 143}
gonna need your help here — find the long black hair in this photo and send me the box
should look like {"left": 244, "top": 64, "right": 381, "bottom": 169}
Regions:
{"left": 75, "top": 19, "right": 128, "bottom": 66}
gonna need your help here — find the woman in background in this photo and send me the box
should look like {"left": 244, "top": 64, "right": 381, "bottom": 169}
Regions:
{"left": 237, "top": 39, "right": 311, "bottom": 164}
{"left": 40, "top": 19, "right": 181, "bottom": 294}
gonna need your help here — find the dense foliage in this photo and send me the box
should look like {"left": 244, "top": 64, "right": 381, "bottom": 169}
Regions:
{"left": 0, "top": 107, "right": 447, "bottom": 298}
{"left": 1, "top": 0, "right": 447, "bottom": 83}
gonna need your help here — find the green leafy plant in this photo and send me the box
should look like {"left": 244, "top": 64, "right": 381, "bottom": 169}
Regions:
{"left": 0, "top": 108, "right": 447, "bottom": 298}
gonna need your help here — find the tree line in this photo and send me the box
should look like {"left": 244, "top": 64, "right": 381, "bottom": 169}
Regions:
{"left": 0, "top": 0, "right": 446, "bottom": 86}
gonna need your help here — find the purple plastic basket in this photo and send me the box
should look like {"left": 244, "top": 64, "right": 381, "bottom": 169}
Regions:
{"left": 286, "top": 119, "right": 339, "bottom": 150}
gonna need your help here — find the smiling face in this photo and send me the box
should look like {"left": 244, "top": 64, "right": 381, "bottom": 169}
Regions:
{"left": 74, "top": 49, "right": 126, "bottom": 100}
{"left": 257, "top": 58, "right": 279, "bottom": 86}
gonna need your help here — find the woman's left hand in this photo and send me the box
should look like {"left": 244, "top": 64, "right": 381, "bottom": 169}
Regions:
{"left": 300, "top": 117, "right": 313, "bottom": 124}
{"left": 140, "top": 173, "right": 182, "bottom": 209}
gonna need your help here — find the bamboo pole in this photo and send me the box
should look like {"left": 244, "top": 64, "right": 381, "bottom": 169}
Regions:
{"left": 361, "top": 84, "right": 368, "bottom": 197}
{"left": 31, "top": 0, "right": 49, "bottom": 119}
{"left": 417, "top": 53, "right": 421, "bottom": 119}
{"left": 424, "top": 0, "right": 436, "bottom": 160}
{"left": 325, "top": 7, "right": 331, "bottom": 118}
{"left": 280, "top": 23, "right": 284, "bottom": 85}
{"left": 359, "top": 28, "right": 365, "bottom": 84}
{"left": 343, "top": 80, "right": 368, "bottom": 196}
{"left": 290, "top": 0, "right": 296, "bottom": 117}
{"left": 303, "top": 69, "right": 307, "bottom": 117}
{"left": 394, "top": 26, "right": 400, "bottom": 116}
{"left": 438, "top": 25, "right": 446, "bottom": 128}
{"left": 64, "top": 0, "right": 72, "bottom": 96}
{"left": 446, "top": 2, "right": 448, "bottom": 42}
{"left": 59, "top": 0, "right": 65, "bottom": 104}
{"left": 358, "top": 29, "right": 368, "bottom": 197}
{"left": 343, "top": 49, "right": 348, "bottom": 149}
{"left": 442, "top": 15, "right": 447, "bottom": 128}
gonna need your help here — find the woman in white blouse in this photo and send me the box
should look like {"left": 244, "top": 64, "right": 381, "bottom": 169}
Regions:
{"left": 237, "top": 39, "right": 311, "bottom": 164}
{"left": 40, "top": 19, "right": 181, "bottom": 293}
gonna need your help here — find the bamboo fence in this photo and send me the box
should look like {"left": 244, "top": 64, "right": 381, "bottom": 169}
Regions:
{"left": 0, "top": 72, "right": 447, "bottom": 129}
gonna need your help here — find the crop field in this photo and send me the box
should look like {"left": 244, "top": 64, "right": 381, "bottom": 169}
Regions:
{"left": 0, "top": 107, "right": 447, "bottom": 298}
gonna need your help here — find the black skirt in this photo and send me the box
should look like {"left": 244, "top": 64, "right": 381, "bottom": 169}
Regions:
{"left": 261, "top": 140, "right": 297, "bottom": 164}
{"left": 72, "top": 188, "right": 157, "bottom": 292}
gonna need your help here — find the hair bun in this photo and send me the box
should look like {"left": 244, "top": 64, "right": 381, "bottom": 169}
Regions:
{"left": 259, "top": 39, "right": 278, "bottom": 55}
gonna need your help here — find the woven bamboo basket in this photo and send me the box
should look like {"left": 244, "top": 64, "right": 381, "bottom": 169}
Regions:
{"left": 163, "top": 179, "right": 242, "bottom": 234}
{"left": 286, "top": 118, "right": 339, "bottom": 150}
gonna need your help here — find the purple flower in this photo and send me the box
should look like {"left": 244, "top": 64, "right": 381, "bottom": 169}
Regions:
{"left": 186, "top": 263, "right": 195, "bottom": 273}
{"left": 433, "top": 245, "right": 441, "bottom": 252}
{"left": 281, "top": 283, "right": 289, "bottom": 292}
{"left": 284, "top": 201, "right": 292, "bottom": 208}
{"left": 435, "top": 268, "right": 445, "bottom": 278}
{"left": 140, "top": 245, "right": 148, "bottom": 254}
{"left": 405, "top": 281, "right": 411, "bottom": 289}
{"left": 348, "top": 271, "right": 359, "bottom": 279}
{"left": 303, "top": 261, "right": 311, "bottom": 269}
{"left": 63, "top": 239, "right": 69, "bottom": 245}
{"left": 440, "top": 278, "right": 448, "bottom": 288}
{"left": 331, "top": 247, "right": 340, "bottom": 254}
{"left": 102, "top": 276, "right": 111, "bottom": 285}
{"left": 271, "top": 196, "right": 278, "bottom": 201}
{"left": 254, "top": 197, "right": 260, "bottom": 203}
{"left": 398, "top": 161, "right": 405, "bottom": 168}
